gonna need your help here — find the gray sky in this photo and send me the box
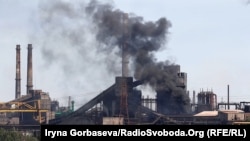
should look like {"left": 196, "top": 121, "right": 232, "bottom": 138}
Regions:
{"left": 0, "top": 0, "right": 250, "bottom": 109}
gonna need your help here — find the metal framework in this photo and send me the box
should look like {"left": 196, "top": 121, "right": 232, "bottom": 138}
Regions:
{"left": 119, "top": 78, "right": 129, "bottom": 124}
{"left": 0, "top": 100, "right": 48, "bottom": 123}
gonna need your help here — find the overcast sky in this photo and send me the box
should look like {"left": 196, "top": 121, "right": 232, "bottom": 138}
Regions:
{"left": 0, "top": 0, "right": 250, "bottom": 109}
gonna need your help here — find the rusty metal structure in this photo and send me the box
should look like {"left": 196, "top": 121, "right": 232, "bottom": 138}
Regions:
{"left": 196, "top": 90, "right": 217, "bottom": 113}
{"left": 118, "top": 13, "right": 130, "bottom": 124}
{"left": 48, "top": 77, "right": 142, "bottom": 125}
{"left": 48, "top": 64, "right": 189, "bottom": 125}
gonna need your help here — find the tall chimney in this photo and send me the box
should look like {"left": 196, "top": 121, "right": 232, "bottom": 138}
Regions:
{"left": 121, "top": 13, "right": 129, "bottom": 77}
{"left": 227, "top": 84, "right": 230, "bottom": 110}
{"left": 192, "top": 90, "right": 196, "bottom": 105}
{"left": 15, "top": 45, "right": 21, "bottom": 99}
{"left": 26, "top": 44, "right": 33, "bottom": 94}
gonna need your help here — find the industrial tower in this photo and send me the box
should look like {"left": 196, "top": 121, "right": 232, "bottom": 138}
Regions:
{"left": 119, "top": 13, "right": 130, "bottom": 124}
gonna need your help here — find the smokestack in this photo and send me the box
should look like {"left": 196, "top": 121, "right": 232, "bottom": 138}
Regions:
{"left": 26, "top": 44, "right": 33, "bottom": 94}
{"left": 192, "top": 90, "right": 196, "bottom": 104}
{"left": 227, "top": 84, "right": 229, "bottom": 110}
{"left": 121, "top": 13, "right": 129, "bottom": 77}
{"left": 68, "top": 96, "right": 71, "bottom": 111}
{"left": 15, "top": 45, "right": 21, "bottom": 99}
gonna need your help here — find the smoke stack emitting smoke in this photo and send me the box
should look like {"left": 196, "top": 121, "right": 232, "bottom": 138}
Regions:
{"left": 36, "top": 0, "right": 190, "bottom": 113}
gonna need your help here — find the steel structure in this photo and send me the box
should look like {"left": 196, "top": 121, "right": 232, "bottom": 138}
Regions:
{"left": 0, "top": 100, "right": 48, "bottom": 124}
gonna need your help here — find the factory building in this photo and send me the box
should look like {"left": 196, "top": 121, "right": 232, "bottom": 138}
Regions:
{"left": 156, "top": 65, "right": 189, "bottom": 115}
{"left": 0, "top": 44, "right": 55, "bottom": 125}
{"left": 196, "top": 91, "right": 217, "bottom": 113}
{"left": 0, "top": 44, "right": 250, "bottom": 126}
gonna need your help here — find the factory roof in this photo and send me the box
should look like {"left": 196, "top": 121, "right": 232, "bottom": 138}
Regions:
{"left": 194, "top": 109, "right": 245, "bottom": 117}
{"left": 218, "top": 109, "right": 244, "bottom": 113}
{"left": 193, "top": 111, "right": 218, "bottom": 117}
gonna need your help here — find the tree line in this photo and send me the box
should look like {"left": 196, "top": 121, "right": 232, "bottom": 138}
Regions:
{"left": 0, "top": 128, "right": 39, "bottom": 141}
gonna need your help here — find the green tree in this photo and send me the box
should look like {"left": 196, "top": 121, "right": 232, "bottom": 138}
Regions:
{"left": 0, "top": 128, "right": 39, "bottom": 141}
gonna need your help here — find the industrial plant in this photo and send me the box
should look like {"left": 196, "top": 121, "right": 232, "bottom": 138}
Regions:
{"left": 0, "top": 2, "right": 250, "bottom": 137}
{"left": 0, "top": 43, "right": 249, "bottom": 128}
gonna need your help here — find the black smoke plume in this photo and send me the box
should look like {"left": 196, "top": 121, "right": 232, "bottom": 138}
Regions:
{"left": 86, "top": 0, "right": 190, "bottom": 114}
{"left": 37, "top": 0, "right": 190, "bottom": 114}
